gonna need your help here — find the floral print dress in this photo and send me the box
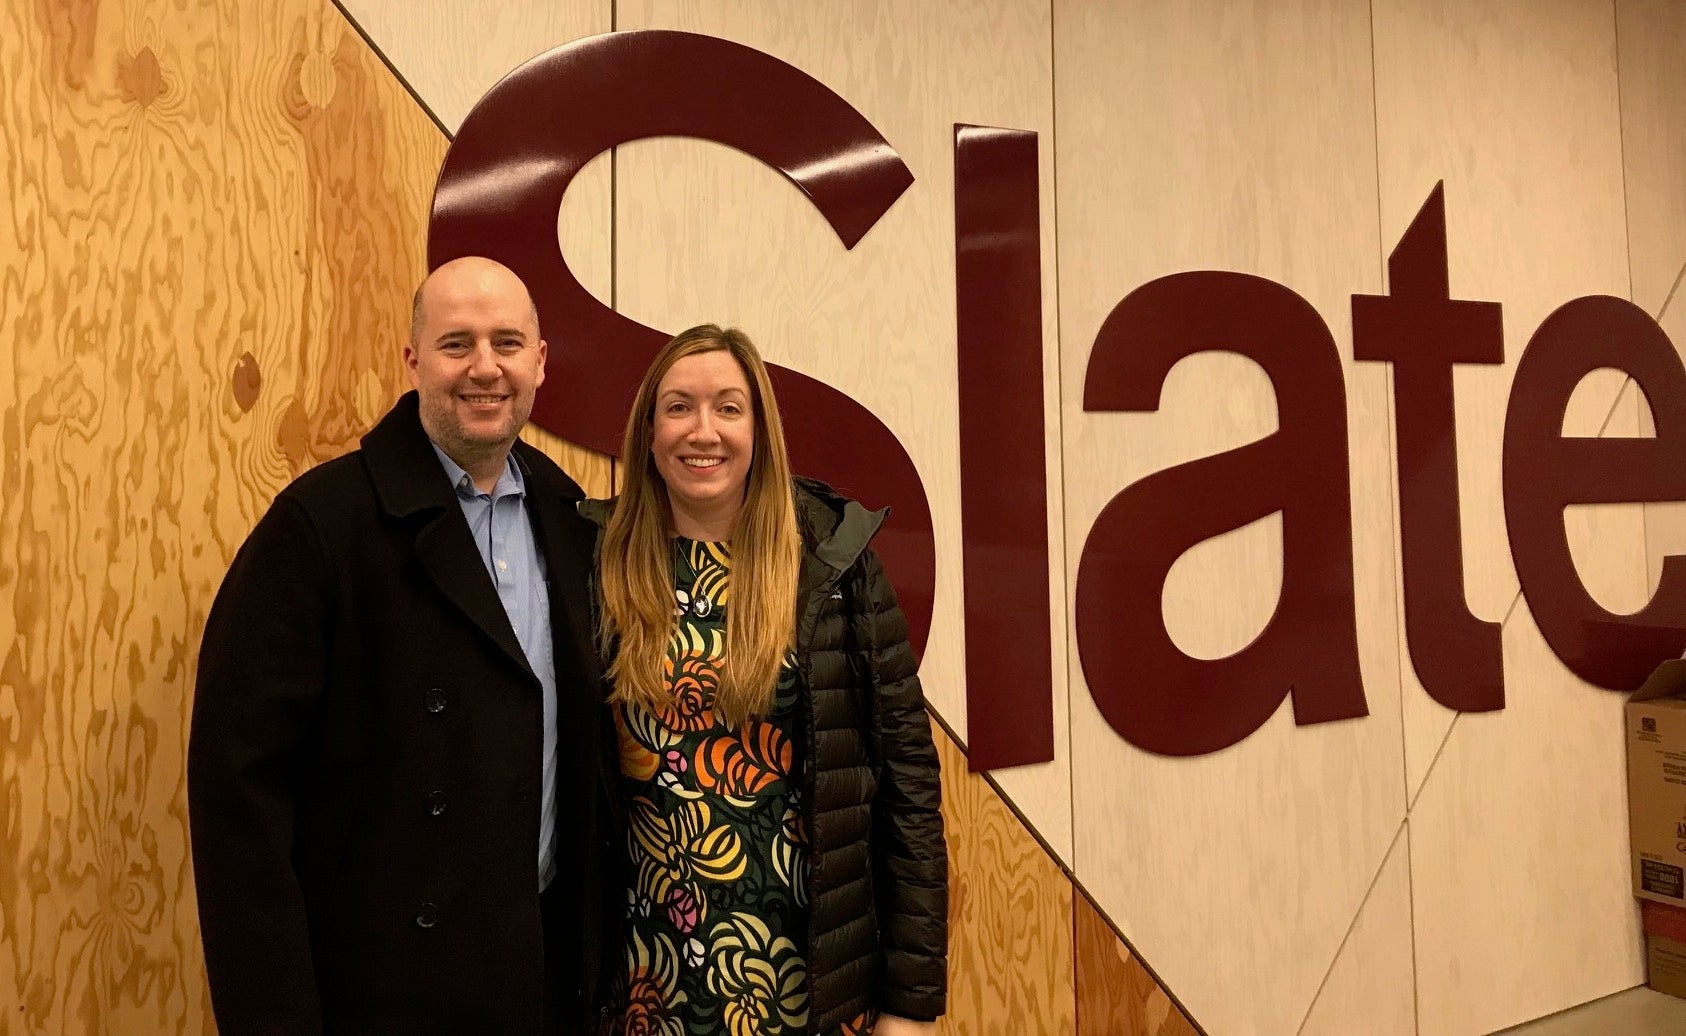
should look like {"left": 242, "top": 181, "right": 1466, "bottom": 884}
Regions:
{"left": 614, "top": 538, "right": 875, "bottom": 1036}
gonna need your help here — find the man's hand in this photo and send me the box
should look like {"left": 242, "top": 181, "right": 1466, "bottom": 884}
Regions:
{"left": 876, "top": 1015, "right": 937, "bottom": 1036}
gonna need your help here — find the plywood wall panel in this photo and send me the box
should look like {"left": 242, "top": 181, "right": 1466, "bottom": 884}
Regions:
{"left": 1073, "top": 893, "right": 1198, "bottom": 1036}
{"left": 1410, "top": 606, "right": 1642, "bottom": 1035}
{"left": 1373, "top": 3, "right": 1648, "bottom": 1029}
{"left": 1372, "top": 0, "right": 1635, "bottom": 801}
{"left": 613, "top": 0, "right": 1072, "bottom": 861}
{"left": 1054, "top": 2, "right": 1403, "bottom": 1033}
{"left": 1297, "top": 828, "right": 1415, "bottom": 1036}
{"left": 1616, "top": 0, "right": 1686, "bottom": 323}
{"left": 338, "top": 0, "right": 616, "bottom": 485}
{"left": 0, "top": 0, "right": 450, "bottom": 1029}
{"left": 935, "top": 721, "right": 1075, "bottom": 1034}
{"left": 1619, "top": 0, "right": 1686, "bottom": 609}
{"left": 334, "top": 0, "right": 610, "bottom": 134}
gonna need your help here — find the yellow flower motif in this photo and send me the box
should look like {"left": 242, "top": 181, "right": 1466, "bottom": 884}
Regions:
{"left": 686, "top": 539, "right": 734, "bottom": 609}
{"left": 616, "top": 703, "right": 677, "bottom": 782}
{"left": 621, "top": 928, "right": 687, "bottom": 1036}
{"left": 705, "top": 912, "right": 809, "bottom": 1035}
{"left": 771, "top": 806, "right": 808, "bottom": 906}
{"left": 630, "top": 797, "right": 748, "bottom": 906}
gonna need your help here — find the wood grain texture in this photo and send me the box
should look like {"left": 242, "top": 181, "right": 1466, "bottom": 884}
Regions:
{"left": 519, "top": 424, "right": 613, "bottom": 499}
{"left": 1073, "top": 892, "right": 1197, "bottom": 1036}
{"left": 611, "top": 0, "right": 1074, "bottom": 864}
{"left": 0, "top": 0, "right": 457, "bottom": 1030}
{"left": 1054, "top": 2, "right": 1404, "bottom": 1033}
{"left": 933, "top": 719, "right": 1075, "bottom": 1034}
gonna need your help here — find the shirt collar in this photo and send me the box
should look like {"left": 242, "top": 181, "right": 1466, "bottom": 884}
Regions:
{"left": 429, "top": 442, "right": 526, "bottom": 502}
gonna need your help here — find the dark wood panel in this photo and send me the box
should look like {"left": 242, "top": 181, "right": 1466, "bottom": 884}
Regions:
{"left": 1075, "top": 891, "right": 1199, "bottom": 1036}
{"left": 934, "top": 721, "right": 1075, "bottom": 1033}
{"left": 0, "top": 0, "right": 450, "bottom": 1029}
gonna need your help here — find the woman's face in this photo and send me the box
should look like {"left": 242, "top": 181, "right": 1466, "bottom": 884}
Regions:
{"left": 650, "top": 350, "right": 756, "bottom": 538}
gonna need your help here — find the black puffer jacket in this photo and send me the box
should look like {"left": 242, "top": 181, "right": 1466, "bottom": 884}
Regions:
{"left": 583, "top": 478, "right": 948, "bottom": 1030}
{"left": 791, "top": 478, "right": 948, "bottom": 1029}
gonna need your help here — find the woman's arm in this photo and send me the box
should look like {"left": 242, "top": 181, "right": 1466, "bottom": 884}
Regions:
{"left": 859, "top": 549, "right": 949, "bottom": 1023}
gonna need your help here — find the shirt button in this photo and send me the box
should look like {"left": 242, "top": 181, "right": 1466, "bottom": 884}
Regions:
{"left": 427, "top": 790, "right": 447, "bottom": 816}
{"left": 496, "top": 558, "right": 508, "bottom": 571}
{"left": 425, "top": 688, "right": 446, "bottom": 713}
{"left": 415, "top": 903, "right": 438, "bottom": 929}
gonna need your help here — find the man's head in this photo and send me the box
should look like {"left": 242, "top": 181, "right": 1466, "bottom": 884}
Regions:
{"left": 405, "top": 257, "right": 546, "bottom": 475}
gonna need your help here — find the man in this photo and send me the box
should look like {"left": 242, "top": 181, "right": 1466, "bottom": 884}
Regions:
{"left": 190, "top": 257, "right": 616, "bottom": 1034}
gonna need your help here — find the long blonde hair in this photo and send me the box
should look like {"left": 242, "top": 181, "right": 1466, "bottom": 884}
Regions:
{"left": 600, "top": 325, "right": 802, "bottom": 725}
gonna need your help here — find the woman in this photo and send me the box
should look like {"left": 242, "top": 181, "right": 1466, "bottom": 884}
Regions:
{"left": 586, "top": 325, "right": 947, "bottom": 1035}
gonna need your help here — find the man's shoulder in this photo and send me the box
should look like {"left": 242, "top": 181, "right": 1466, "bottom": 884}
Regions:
{"left": 273, "top": 450, "right": 375, "bottom": 513}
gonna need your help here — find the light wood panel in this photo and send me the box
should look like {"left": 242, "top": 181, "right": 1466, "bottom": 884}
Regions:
{"left": 1619, "top": 0, "right": 1686, "bottom": 607}
{"left": 1055, "top": 2, "right": 1404, "bottom": 1033}
{"left": 1297, "top": 827, "right": 1416, "bottom": 1036}
{"left": 1073, "top": 893, "right": 1198, "bottom": 1036}
{"left": 334, "top": 0, "right": 609, "bottom": 134}
{"left": 1409, "top": 602, "right": 1642, "bottom": 1035}
{"left": 1615, "top": 0, "right": 1686, "bottom": 324}
{"left": 612, "top": 0, "right": 1073, "bottom": 862}
{"left": 1372, "top": 0, "right": 1635, "bottom": 802}
{"left": 0, "top": 0, "right": 491, "bottom": 1029}
{"left": 934, "top": 720, "right": 1075, "bottom": 1034}
{"left": 1373, "top": 1, "right": 1648, "bottom": 1030}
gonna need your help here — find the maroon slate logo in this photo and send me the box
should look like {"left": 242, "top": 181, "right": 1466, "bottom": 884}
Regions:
{"left": 430, "top": 29, "right": 1685, "bottom": 767}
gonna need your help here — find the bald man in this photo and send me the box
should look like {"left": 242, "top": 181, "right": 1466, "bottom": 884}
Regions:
{"left": 190, "top": 258, "right": 617, "bottom": 1034}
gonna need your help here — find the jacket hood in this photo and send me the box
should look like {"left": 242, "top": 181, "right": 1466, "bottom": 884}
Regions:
{"left": 576, "top": 476, "right": 886, "bottom": 574}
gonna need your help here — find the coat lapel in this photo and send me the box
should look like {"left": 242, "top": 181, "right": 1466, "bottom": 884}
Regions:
{"left": 361, "top": 393, "right": 535, "bottom": 683}
{"left": 513, "top": 441, "right": 603, "bottom": 694}
{"left": 414, "top": 512, "right": 535, "bottom": 682}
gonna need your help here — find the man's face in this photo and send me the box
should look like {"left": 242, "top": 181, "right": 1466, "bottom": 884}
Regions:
{"left": 405, "top": 261, "right": 546, "bottom": 462}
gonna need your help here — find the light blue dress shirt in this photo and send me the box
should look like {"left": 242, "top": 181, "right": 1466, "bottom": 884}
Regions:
{"left": 431, "top": 445, "right": 558, "bottom": 891}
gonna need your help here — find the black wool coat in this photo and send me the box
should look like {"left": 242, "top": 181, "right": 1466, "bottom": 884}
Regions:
{"left": 189, "top": 392, "right": 619, "bottom": 1035}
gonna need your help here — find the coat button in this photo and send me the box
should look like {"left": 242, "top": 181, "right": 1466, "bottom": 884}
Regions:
{"left": 415, "top": 903, "right": 438, "bottom": 929}
{"left": 427, "top": 790, "right": 447, "bottom": 816}
{"left": 425, "top": 688, "right": 446, "bottom": 713}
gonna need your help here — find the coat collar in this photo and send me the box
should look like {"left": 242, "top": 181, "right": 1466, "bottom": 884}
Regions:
{"left": 360, "top": 392, "right": 586, "bottom": 519}
{"left": 793, "top": 476, "right": 885, "bottom": 577}
{"left": 359, "top": 392, "right": 591, "bottom": 684}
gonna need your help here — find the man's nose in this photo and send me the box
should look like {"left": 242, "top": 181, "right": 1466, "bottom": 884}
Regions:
{"left": 468, "top": 341, "right": 499, "bottom": 378}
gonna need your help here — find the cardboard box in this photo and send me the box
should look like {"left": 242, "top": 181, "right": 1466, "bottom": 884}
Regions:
{"left": 1628, "top": 660, "right": 1686, "bottom": 905}
{"left": 1643, "top": 901, "right": 1686, "bottom": 999}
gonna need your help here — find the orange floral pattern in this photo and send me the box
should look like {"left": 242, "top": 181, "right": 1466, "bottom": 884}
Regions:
{"left": 697, "top": 723, "right": 792, "bottom": 798}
